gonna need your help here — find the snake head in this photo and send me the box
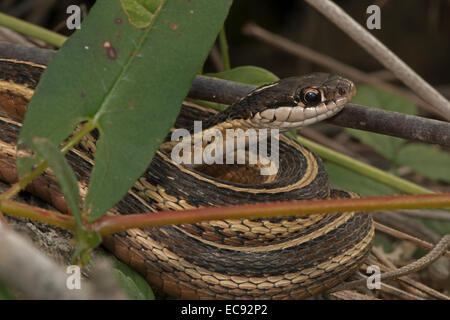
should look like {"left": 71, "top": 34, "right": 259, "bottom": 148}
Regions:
{"left": 239, "top": 73, "right": 356, "bottom": 130}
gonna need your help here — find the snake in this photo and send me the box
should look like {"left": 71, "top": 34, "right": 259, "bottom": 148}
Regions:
{"left": 0, "top": 56, "right": 374, "bottom": 299}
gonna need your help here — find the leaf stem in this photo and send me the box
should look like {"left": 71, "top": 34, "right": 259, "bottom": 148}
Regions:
{"left": 288, "top": 132, "right": 433, "bottom": 195}
{"left": 0, "top": 161, "right": 49, "bottom": 201}
{"left": 61, "top": 120, "right": 97, "bottom": 154}
{"left": 0, "top": 12, "right": 67, "bottom": 48}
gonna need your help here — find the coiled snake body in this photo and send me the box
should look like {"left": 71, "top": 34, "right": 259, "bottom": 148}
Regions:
{"left": 0, "top": 57, "right": 374, "bottom": 299}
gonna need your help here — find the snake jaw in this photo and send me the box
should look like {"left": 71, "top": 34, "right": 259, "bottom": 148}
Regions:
{"left": 246, "top": 75, "right": 356, "bottom": 130}
{"left": 248, "top": 99, "right": 346, "bottom": 130}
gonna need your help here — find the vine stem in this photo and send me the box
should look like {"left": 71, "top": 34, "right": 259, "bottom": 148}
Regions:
{"left": 0, "top": 12, "right": 67, "bottom": 48}
{"left": 2, "top": 185, "right": 449, "bottom": 237}
{"left": 288, "top": 133, "right": 433, "bottom": 195}
{"left": 92, "top": 193, "right": 450, "bottom": 236}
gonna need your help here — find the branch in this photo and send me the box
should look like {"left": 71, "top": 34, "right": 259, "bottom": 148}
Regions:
{"left": 1, "top": 41, "right": 449, "bottom": 147}
{"left": 191, "top": 76, "right": 450, "bottom": 147}
{"left": 92, "top": 193, "right": 450, "bottom": 236}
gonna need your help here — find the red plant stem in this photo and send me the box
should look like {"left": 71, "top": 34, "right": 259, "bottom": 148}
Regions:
{"left": 0, "top": 199, "right": 75, "bottom": 230}
{"left": 93, "top": 193, "right": 450, "bottom": 236}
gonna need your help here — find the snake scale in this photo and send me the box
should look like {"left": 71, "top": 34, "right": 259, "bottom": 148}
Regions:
{"left": 0, "top": 56, "right": 374, "bottom": 299}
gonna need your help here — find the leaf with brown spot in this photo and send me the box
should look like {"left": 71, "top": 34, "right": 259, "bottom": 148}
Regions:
{"left": 18, "top": 0, "right": 233, "bottom": 220}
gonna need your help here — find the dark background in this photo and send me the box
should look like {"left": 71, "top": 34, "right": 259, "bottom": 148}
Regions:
{"left": 1, "top": 0, "right": 449, "bottom": 86}
{"left": 0, "top": 0, "right": 450, "bottom": 85}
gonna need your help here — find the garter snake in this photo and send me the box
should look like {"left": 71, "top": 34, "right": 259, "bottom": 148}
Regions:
{"left": 0, "top": 56, "right": 374, "bottom": 299}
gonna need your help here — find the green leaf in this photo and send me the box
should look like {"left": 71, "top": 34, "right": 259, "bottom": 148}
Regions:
{"left": 395, "top": 144, "right": 450, "bottom": 183}
{"left": 352, "top": 85, "right": 417, "bottom": 115}
{"left": 121, "top": 0, "right": 161, "bottom": 28}
{"left": 18, "top": 0, "right": 232, "bottom": 221}
{"left": 421, "top": 219, "right": 450, "bottom": 236}
{"left": 206, "top": 65, "right": 279, "bottom": 86}
{"left": 16, "top": 156, "right": 38, "bottom": 179}
{"left": 346, "top": 128, "right": 405, "bottom": 162}
{"left": 31, "top": 137, "right": 81, "bottom": 224}
{"left": 28, "top": 138, "right": 102, "bottom": 265}
{"left": 325, "top": 162, "right": 397, "bottom": 196}
{"left": 373, "top": 234, "right": 394, "bottom": 253}
{"left": 110, "top": 256, "right": 155, "bottom": 300}
{"left": 346, "top": 85, "right": 417, "bottom": 161}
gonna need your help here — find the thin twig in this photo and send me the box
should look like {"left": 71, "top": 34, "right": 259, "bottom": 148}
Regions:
{"left": 331, "top": 234, "right": 450, "bottom": 293}
{"left": 374, "top": 221, "right": 450, "bottom": 259}
{"left": 330, "top": 290, "right": 380, "bottom": 300}
{"left": 303, "top": 0, "right": 450, "bottom": 120}
{"left": 370, "top": 248, "right": 450, "bottom": 300}
{"left": 329, "top": 104, "right": 450, "bottom": 148}
{"left": 377, "top": 280, "right": 424, "bottom": 300}
{"left": 366, "top": 256, "right": 430, "bottom": 299}
{"left": 350, "top": 268, "right": 425, "bottom": 300}
{"left": 0, "top": 39, "right": 54, "bottom": 64}
{"left": 373, "top": 211, "right": 440, "bottom": 243}
{"left": 0, "top": 26, "right": 35, "bottom": 46}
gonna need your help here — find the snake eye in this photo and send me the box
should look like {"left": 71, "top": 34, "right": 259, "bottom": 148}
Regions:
{"left": 299, "top": 88, "right": 321, "bottom": 106}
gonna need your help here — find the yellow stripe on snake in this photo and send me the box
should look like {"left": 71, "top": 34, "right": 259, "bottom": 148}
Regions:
{"left": 0, "top": 57, "right": 374, "bottom": 299}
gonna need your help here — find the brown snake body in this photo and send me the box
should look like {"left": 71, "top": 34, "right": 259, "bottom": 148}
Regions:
{"left": 0, "top": 57, "right": 374, "bottom": 299}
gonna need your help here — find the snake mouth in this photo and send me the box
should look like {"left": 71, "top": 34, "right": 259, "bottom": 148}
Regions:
{"left": 249, "top": 97, "right": 349, "bottom": 130}
{"left": 248, "top": 79, "right": 355, "bottom": 131}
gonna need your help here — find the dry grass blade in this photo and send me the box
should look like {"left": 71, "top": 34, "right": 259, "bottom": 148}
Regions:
{"left": 378, "top": 282, "right": 425, "bottom": 300}
{"left": 303, "top": 0, "right": 450, "bottom": 120}
{"left": 371, "top": 248, "right": 450, "bottom": 299}
{"left": 330, "top": 290, "right": 380, "bottom": 300}
{"left": 375, "top": 222, "right": 450, "bottom": 259}
{"left": 331, "top": 233, "right": 450, "bottom": 295}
